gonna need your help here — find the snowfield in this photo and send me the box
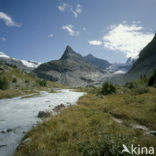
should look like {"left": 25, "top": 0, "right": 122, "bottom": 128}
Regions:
{"left": 0, "top": 89, "right": 85, "bottom": 156}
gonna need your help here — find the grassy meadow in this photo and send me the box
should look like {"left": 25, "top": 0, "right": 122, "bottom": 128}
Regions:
{"left": 14, "top": 81, "right": 156, "bottom": 156}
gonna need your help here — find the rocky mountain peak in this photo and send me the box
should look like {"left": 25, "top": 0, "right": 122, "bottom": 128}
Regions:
{"left": 60, "top": 45, "right": 82, "bottom": 61}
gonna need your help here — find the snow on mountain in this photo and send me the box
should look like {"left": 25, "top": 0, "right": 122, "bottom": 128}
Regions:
{"left": 105, "top": 57, "right": 136, "bottom": 74}
{"left": 0, "top": 52, "right": 10, "bottom": 59}
{"left": 21, "top": 60, "right": 41, "bottom": 68}
{"left": 0, "top": 52, "right": 40, "bottom": 69}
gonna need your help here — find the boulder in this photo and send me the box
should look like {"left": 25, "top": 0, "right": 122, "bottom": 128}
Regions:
{"left": 38, "top": 111, "right": 51, "bottom": 118}
{"left": 53, "top": 104, "right": 65, "bottom": 112}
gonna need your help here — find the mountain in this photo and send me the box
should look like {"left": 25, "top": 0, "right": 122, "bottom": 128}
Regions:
{"left": 21, "top": 60, "right": 41, "bottom": 68}
{"left": 124, "top": 33, "right": 156, "bottom": 81}
{"left": 106, "top": 57, "right": 136, "bottom": 74}
{"left": 0, "top": 52, "right": 40, "bottom": 72}
{"left": 83, "top": 53, "right": 135, "bottom": 74}
{"left": 83, "top": 54, "right": 111, "bottom": 70}
{"left": 33, "top": 46, "right": 104, "bottom": 87}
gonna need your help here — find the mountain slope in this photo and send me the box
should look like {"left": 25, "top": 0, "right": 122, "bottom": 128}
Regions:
{"left": 83, "top": 54, "right": 111, "bottom": 70}
{"left": 124, "top": 33, "right": 156, "bottom": 81}
{"left": 33, "top": 46, "right": 104, "bottom": 87}
{"left": 106, "top": 57, "right": 136, "bottom": 74}
{"left": 0, "top": 52, "right": 40, "bottom": 72}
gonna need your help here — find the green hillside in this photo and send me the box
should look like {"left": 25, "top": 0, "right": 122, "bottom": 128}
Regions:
{"left": 0, "top": 62, "right": 63, "bottom": 99}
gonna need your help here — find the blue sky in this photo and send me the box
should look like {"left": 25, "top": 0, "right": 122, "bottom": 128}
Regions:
{"left": 0, "top": 0, "right": 155, "bottom": 63}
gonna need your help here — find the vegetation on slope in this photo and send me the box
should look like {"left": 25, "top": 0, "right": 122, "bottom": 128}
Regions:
{"left": 15, "top": 70, "right": 156, "bottom": 156}
{"left": 0, "top": 62, "right": 64, "bottom": 99}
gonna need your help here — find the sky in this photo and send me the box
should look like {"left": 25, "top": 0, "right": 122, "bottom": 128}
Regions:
{"left": 0, "top": 0, "right": 155, "bottom": 63}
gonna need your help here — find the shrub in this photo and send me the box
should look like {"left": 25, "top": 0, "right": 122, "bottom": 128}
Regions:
{"left": 101, "top": 81, "right": 116, "bottom": 95}
{"left": 148, "top": 68, "right": 156, "bottom": 87}
{"left": 0, "top": 76, "right": 9, "bottom": 90}
{"left": 133, "top": 86, "right": 149, "bottom": 94}
{"left": 25, "top": 80, "right": 29, "bottom": 83}
{"left": 12, "top": 77, "right": 17, "bottom": 83}
{"left": 124, "top": 81, "right": 138, "bottom": 89}
{"left": 36, "top": 79, "right": 47, "bottom": 87}
{"left": 139, "top": 74, "right": 148, "bottom": 85}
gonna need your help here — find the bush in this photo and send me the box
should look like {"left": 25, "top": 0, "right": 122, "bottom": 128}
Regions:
{"left": 12, "top": 77, "right": 17, "bottom": 83}
{"left": 36, "top": 79, "right": 47, "bottom": 87}
{"left": 124, "top": 81, "right": 138, "bottom": 89}
{"left": 133, "top": 86, "right": 149, "bottom": 94}
{"left": 0, "top": 76, "right": 9, "bottom": 90}
{"left": 101, "top": 81, "right": 116, "bottom": 95}
{"left": 25, "top": 80, "right": 29, "bottom": 83}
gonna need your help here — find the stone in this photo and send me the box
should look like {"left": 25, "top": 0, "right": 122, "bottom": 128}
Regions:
{"left": 38, "top": 111, "right": 51, "bottom": 118}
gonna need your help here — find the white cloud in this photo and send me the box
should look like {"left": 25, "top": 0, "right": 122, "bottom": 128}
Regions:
{"left": 48, "top": 34, "right": 54, "bottom": 38}
{"left": 82, "top": 27, "right": 87, "bottom": 31}
{"left": 103, "top": 23, "right": 154, "bottom": 58}
{"left": 88, "top": 40, "right": 102, "bottom": 46}
{"left": 58, "top": 3, "right": 68, "bottom": 12}
{"left": 0, "top": 11, "right": 20, "bottom": 27}
{"left": 62, "top": 25, "right": 79, "bottom": 37}
{"left": 58, "top": 3, "right": 82, "bottom": 18}
{"left": 1, "top": 37, "right": 6, "bottom": 42}
{"left": 71, "top": 4, "right": 82, "bottom": 18}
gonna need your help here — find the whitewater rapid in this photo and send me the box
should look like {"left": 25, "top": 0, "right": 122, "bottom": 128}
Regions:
{"left": 0, "top": 89, "right": 85, "bottom": 156}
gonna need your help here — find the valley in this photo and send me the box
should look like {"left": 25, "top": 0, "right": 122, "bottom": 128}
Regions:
{"left": 0, "top": 32, "right": 156, "bottom": 156}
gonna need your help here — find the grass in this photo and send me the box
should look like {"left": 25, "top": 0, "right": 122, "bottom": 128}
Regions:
{"left": 14, "top": 87, "right": 156, "bottom": 156}
{"left": 0, "top": 89, "right": 38, "bottom": 99}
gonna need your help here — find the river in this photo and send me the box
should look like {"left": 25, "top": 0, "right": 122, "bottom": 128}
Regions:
{"left": 0, "top": 89, "right": 85, "bottom": 156}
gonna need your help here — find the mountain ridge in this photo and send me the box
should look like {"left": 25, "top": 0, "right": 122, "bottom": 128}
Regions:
{"left": 124, "top": 33, "right": 156, "bottom": 81}
{"left": 83, "top": 53, "right": 111, "bottom": 70}
{"left": 0, "top": 52, "right": 40, "bottom": 72}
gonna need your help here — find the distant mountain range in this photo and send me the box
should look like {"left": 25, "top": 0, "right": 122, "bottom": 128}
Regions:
{"left": 0, "top": 52, "right": 41, "bottom": 72}
{"left": 106, "top": 57, "right": 136, "bottom": 74}
{"left": 83, "top": 53, "right": 135, "bottom": 74}
{"left": 1, "top": 33, "right": 155, "bottom": 87}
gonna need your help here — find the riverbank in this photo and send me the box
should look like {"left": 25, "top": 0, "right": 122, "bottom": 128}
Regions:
{"left": 0, "top": 89, "right": 84, "bottom": 156}
{"left": 14, "top": 87, "right": 156, "bottom": 156}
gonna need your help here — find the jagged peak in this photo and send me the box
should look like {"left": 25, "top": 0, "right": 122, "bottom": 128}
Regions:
{"left": 60, "top": 45, "right": 82, "bottom": 60}
{"left": 66, "top": 45, "right": 73, "bottom": 51}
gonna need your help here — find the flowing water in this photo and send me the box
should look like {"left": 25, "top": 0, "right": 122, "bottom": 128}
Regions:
{"left": 0, "top": 89, "right": 85, "bottom": 156}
